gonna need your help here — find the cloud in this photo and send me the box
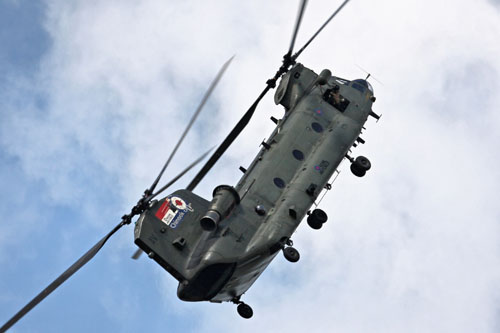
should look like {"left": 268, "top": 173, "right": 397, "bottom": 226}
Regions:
{"left": 490, "top": 0, "right": 500, "bottom": 8}
{"left": 1, "top": 0, "right": 500, "bottom": 332}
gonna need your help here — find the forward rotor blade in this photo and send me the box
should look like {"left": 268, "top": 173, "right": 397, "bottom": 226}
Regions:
{"left": 287, "top": 0, "right": 308, "bottom": 57}
{"left": 0, "top": 221, "right": 127, "bottom": 333}
{"left": 186, "top": 85, "right": 271, "bottom": 191}
{"left": 146, "top": 56, "right": 234, "bottom": 196}
{"left": 293, "top": 0, "right": 351, "bottom": 61}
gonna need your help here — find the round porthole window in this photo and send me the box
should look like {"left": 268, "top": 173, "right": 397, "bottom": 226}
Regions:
{"left": 273, "top": 177, "right": 285, "bottom": 188}
{"left": 255, "top": 205, "right": 266, "bottom": 216}
{"left": 311, "top": 122, "right": 323, "bottom": 133}
{"left": 292, "top": 149, "right": 304, "bottom": 161}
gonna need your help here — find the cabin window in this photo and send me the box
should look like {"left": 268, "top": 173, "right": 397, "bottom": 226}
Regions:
{"left": 311, "top": 122, "right": 323, "bottom": 133}
{"left": 292, "top": 149, "right": 304, "bottom": 161}
{"left": 273, "top": 177, "right": 285, "bottom": 188}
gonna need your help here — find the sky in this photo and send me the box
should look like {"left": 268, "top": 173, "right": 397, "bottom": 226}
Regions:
{"left": 1, "top": 0, "right": 500, "bottom": 332}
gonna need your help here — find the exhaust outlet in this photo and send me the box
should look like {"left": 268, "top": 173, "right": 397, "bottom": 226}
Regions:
{"left": 200, "top": 185, "right": 240, "bottom": 231}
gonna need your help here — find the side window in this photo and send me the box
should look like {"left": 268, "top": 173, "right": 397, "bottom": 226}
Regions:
{"left": 323, "top": 87, "right": 350, "bottom": 112}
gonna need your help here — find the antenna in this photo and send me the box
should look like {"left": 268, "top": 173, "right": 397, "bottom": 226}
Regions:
{"left": 356, "top": 64, "right": 383, "bottom": 85}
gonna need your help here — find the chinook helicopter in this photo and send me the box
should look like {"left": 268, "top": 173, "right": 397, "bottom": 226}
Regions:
{"left": 1, "top": 0, "right": 382, "bottom": 330}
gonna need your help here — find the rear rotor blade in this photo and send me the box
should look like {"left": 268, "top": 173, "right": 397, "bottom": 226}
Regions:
{"left": 292, "top": 0, "right": 351, "bottom": 61}
{"left": 150, "top": 146, "right": 214, "bottom": 200}
{"left": 0, "top": 221, "right": 127, "bottom": 333}
{"left": 146, "top": 56, "right": 234, "bottom": 196}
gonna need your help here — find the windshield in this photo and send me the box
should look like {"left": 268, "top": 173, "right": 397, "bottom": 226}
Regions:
{"left": 351, "top": 79, "right": 374, "bottom": 94}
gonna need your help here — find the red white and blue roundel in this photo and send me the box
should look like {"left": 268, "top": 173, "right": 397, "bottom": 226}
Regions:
{"left": 171, "top": 197, "right": 188, "bottom": 210}
{"left": 155, "top": 196, "right": 193, "bottom": 229}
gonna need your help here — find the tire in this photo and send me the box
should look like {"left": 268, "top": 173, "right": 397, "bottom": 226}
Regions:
{"left": 350, "top": 163, "right": 366, "bottom": 177}
{"left": 283, "top": 247, "right": 300, "bottom": 263}
{"left": 307, "top": 218, "right": 323, "bottom": 229}
{"left": 237, "top": 303, "right": 253, "bottom": 319}
{"left": 311, "top": 209, "right": 328, "bottom": 223}
{"left": 354, "top": 156, "right": 371, "bottom": 171}
{"left": 307, "top": 209, "right": 328, "bottom": 229}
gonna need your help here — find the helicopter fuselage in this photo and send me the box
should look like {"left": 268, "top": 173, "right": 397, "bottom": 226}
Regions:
{"left": 134, "top": 63, "right": 376, "bottom": 304}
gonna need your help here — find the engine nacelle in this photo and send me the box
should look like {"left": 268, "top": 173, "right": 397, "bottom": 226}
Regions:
{"left": 274, "top": 63, "right": 318, "bottom": 110}
{"left": 200, "top": 185, "right": 240, "bottom": 231}
{"left": 316, "top": 69, "right": 332, "bottom": 85}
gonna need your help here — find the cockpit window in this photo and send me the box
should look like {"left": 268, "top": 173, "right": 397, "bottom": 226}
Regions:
{"left": 366, "top": 81, "right": 374, "bottom": 93}
{"left": 351, "top": 79, "right": 373, "bottom": 93}
{"left": 335, "top": 78, "right": 349, "bottom": 85}
{"left": 351, "top": 82, "right": 366, "bottom": 93}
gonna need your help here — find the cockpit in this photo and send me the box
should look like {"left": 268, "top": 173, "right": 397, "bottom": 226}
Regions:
{"left": 322, "top": 78, "right": 375, "bottom": 113}
{"left": 350, "top": 79, "right": 374, "bottom": 94}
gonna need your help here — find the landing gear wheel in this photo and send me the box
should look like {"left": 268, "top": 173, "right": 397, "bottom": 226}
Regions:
{"left": 307, "top": 209, "right": 328, "bottom": 230}
{"left": 350, "top": 164, "right": 366, "bottom": 177}
{"left": 355, "top": 156, "right": 371, "bottom": 170}
{"left": 283, "top": 246, "right": 300, "bottom": 262}
{"left": 350, "top": 156, "right": 371, "bottom": 177}
{"left": 307, "top": 218, "right": 323, "bottom": 229}
{"left": 237, "top": 303, "right": 253, "bottom": 319}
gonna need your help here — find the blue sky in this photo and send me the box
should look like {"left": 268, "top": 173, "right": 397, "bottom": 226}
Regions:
{"left": 0, "top": 2, "right": 49, "bottom": 78}
{"left": 1, "top": 0, "right": 500, "bottom": 332}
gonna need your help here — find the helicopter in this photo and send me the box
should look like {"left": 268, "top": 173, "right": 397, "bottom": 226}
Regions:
{"left": 1, "top": 0, "right": 381, "bottom": 330}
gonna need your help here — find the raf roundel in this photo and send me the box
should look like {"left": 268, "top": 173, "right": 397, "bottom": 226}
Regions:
{"left": 171, "top": 196, "right": 187, "bottom": 210}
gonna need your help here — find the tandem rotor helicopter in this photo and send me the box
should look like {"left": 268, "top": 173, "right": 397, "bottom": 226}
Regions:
{"left": 1, "top": 0, "right": 382, "bottom": 330}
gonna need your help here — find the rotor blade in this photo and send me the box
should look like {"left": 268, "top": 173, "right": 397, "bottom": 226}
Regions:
{"left": 186, "top": 85, "right": 272, "bottom": 192}
{"left": 146, "top": 56, "right": 234, "bottom": 196}
{"left": 292, "top": 0, "right": 351, "bottom": 61}
{"left": 149, "top": 146, "right": 215, "bottom": 200}
{"left": 287, "top": 0, "right": 308, "bottom": 57}
{"left": 131, "top": 248, "right": 143, "bottom": 260}
{"left": 0, "top": 221, "right": 126, "bottom": 333}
